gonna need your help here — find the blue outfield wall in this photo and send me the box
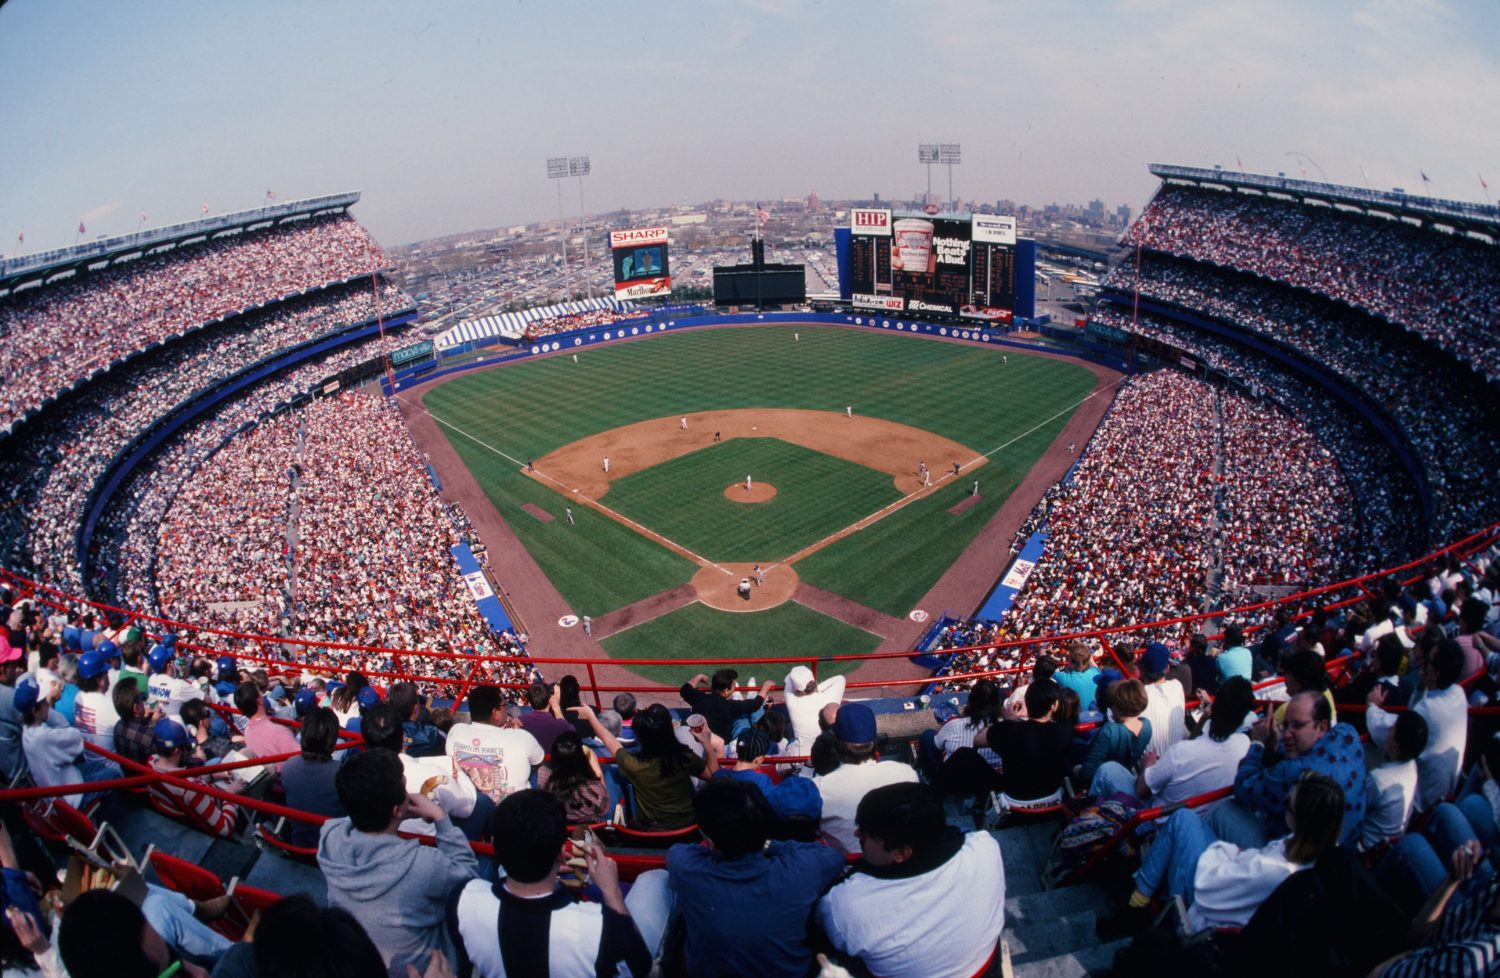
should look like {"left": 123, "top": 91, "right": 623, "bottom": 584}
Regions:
{"left": 450, "top": 544, "right": 513, "bottom": 635}
{"left": 386, "top": 309, "right": 1129, "bottom": 394}
{"left": 975, "top": 530, "right": 1048, "bottom": 621}
{"left": 77, "top": 312, "right": 416, "bottom": 577}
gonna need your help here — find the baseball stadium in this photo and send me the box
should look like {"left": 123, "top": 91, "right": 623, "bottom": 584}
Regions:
{"left": 0, "top": 11, "right": 1494, "bottom": 972}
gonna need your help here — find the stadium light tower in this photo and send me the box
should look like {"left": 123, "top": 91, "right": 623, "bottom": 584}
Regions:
{"left": 570, "top": 155, "right": 591, "bottom": 299}
{"left": 939, "top": 143, "right": 961, "bottom": 212}
{"left": 918, "top": 144, "right": 939, "bottom": 208}
{"left": 546, "top": 156, "right": 570, "bottom": 295}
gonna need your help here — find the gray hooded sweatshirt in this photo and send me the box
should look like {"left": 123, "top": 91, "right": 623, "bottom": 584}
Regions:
{"left": 318, "top": 815, "right": 479, "bottom": 974}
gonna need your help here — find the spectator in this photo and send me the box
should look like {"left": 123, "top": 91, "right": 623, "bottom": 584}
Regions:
{"left": 71, "top": 650, "right": 117, "bottom": 752}
{"left": 0, "top": 638, "right": 28, "bottom": 780}
{"left": 1209, "top": 690, "right": 1366, "bottom": 848}
{"left": 110, "top": 676, "right": 156, "bottom": 766}
{"left": 536, "top": 730, "right": 610, "bottom": 825}
{"left": 1218, "top": 625, "right": 1253, "bottom": 683}
{"left": 1054, "top": 641, "right": 1102, "bottom": 713}
{"left": 781, "top": 664, "right": 845, "bottom": 758}
{"left": 1105, "top": 772, "right": 1347, "bottom": 939}
{"left": 56, "top": 887, "right": 231, "bottom": 978}
{"left": 818, "top": 782, "right": 1005, "bottom": 978}
{"left": 611, "top": 692, "right": 638, "bottom": 746}
{"left": 1138, "top": 642, "right": 1187, "bottom": 758}
{"left": 448, "top": 789, "right": 669, "bottom": 977}
{"left": 1367, "top": 638, "right": 1469, "bottom": 812}
{"left": 279, "top": 706, "right": 347, "bottom": 848}
{"left": 572, "top": 703, "right": 717, "bottom": 830}
{"left": 319, "top": 747, "right": 479, "bottom": 975}
{"left": 1076, "top": 678, "right": 1152, "bottom": 795}
{"left": 444, "top": 684, "right": 544, "bottom": 806}
{"left": 233, "top": 680, "right": 298, "bottom": 773}
{"left": 1361, "top": 711, "right": 1429, "bottom": 853}
{"left": 361, "top": 705, "right": 480, "bottom": 840}
{"left": 815, "top": 703, "right": 919, "bottom": 852}
{"left": 178, "top": 699, "right": 234, "bottom": 761}
{"left": 518, "top": 682, "right": 572, "bottom": 752}
{"left": 680, "top": 669, "right": 774, "bottom": 741}
{"left": 148, "top": 718, "right": 246, "bottom": 837}
{"left": 713, "top": 728, "right": 775, "bottom": 795}
{"left": 974, "top": 679, "right": 1072, "bottom": 804}
{"left": 387, "top": 682, "right": 445, "bottom": 758}
{"left": 1183, "top": 632, "right": 1219, "bottom": 698}
{"left": 1137, "top": 676, "right": 1257, "bottom": 806}
{"left": 15, "top": 674, "right": 121, "bottom": 809}
{"left": 667, "top": 779, "right": 846, "bottom": 977}
{"left": 922, "top": 677, "right": 1003, "bottom": 788}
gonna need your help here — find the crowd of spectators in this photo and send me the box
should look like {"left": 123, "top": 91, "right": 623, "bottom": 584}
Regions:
{"left": 1101, "top": 252, "right": 1500, "bottom": 549}
{"left": 0, "top": 215, "right": 390, "bottom": 431}
{"left": 984, "top": 370, "right": 1352, "bottom": 649}
{"left": 521, "top": 307, "right": 640, "bottom": 341}
{"left": 151, "top": 392, "right": 535, "bottom": 699}
{"left": 0, "top": 281, "right": 411, "bottom": 595}
{"left": 1089, "top": 305, "right": 1423, "bottom": 565}
{"left": 1122, "top": 183, "right": 1500, "bottom": 380}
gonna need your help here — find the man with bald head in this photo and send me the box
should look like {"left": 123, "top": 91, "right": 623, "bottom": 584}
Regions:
{"left": 1208, "top": 689, "right": 1366, "bottom": 848}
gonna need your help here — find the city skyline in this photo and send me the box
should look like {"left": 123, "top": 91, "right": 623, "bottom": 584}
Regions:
{"left": 3, "top": 0, "right": 1496, "bottom": 255}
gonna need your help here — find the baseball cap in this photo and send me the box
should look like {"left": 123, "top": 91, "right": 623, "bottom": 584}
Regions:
{"left": 162, "top": 633, "right": 177, "bottom": 648}
{"left": 1139, "top": 643, "right": 1171, "bottom": 676}
{"left": 98, "top": 640, "right": 120, "bottom": 660}
{"left": 735, "top": 728, "right": 771, "bottom": 761}
{"left": 785, "top": 665, "right": 815, "bottom": 693}
{"left": 78, "top": 649, "right": 110, "bottom": 680}
{"left": 146, "top": 644, "right": 171, "bottom": 672}
{"left": 11, "top": 675, "right": 40, "bottom": 717}
{"left": 356, "top": 685, "right": 381, "bottom": 709}
{"left": 767, "top": 776, "right": 823, "bottom": 821}
{"left": 833, "top": 702, "right": 877, "bottom": 744}
{"left": 1094, "top": 667, "right": 1125, "bottom": 689}
{"left": 294, "top": 688, "right": 318, "bottom": 715}
{"left": 215, "top": 656, "right": 236, "bottom": 675}
{"left": 152, "top": 718, "right": 191, "bottom": 753}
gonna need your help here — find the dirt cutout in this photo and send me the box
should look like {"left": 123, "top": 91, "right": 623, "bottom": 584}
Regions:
{"left": 524, "top": 409, "right": 986, "bottom": 609}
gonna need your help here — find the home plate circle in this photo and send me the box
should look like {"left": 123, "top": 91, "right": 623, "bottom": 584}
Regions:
{"left": 558, "top": 615, "right": 579, "bottom": 628}
{"left": 908, "top": 609, "right": 930, "bottom": 622}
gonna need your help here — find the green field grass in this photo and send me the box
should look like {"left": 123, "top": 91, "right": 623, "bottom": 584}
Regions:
{"left": 422, "top": 326, "right": 1097, "bottom": 622}
{"left": 602, "top": 438, "right": 902, "bottom": 562}
{"left": 597, "top": 601, "right": 881, "bottom": 686}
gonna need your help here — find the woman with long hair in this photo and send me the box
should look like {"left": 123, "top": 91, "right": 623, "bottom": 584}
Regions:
{"left": 571, "top": 702, "right": 718, "bottom": 829}
{"left": 279, "top": 706, "right": 346, "bottom": 846}
{"left": 537, "top": 729, "right": 610, "bottom": 824}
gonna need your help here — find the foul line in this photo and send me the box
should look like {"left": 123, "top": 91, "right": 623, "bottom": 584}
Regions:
{"left": 396, "top": 394, "right": 737, "bottom": 577}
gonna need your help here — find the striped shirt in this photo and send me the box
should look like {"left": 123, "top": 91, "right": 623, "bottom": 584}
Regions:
{"left": 147, "top": 758, "right": 240, "bottom": 837}
{"left": 1385, "top": 875, "right": 1500, "bottom": 978}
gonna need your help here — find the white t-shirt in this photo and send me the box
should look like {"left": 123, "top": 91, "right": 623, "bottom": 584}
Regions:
{"left": 445, "top": 722, "right": 544, "bottom": 805}
{"left": 814, "top": 760, "right": 919, "bottom": 852}
{"left": 147, "top": 671, "right": 200, "bottom": 715}
{"left": 783, "top": 674, "right": 846, "bottom": 756}
{"left": 399, "top": 753, "right": 477, "bottom": 837}
{"left": 1367, "top": 684, "right": 1467, "bottom": 811}
{"left": 819, "top": 831, "right": 1005, "bottom": 978}
{"left": 1360, "top": 759, "right": 1418, "bottom": 850}
{"left": 1186, "top": 836, "right": 1302, "bottom": 934}
{"left": 1141, "top": 679, "right": 1186, "bottom": 758}
{"left": 453, "top": 879, "right": 610, "bottom": 978}
{"left": 72, "top": 690, "right": 118, "bottom": 752}
{"left": 1143, "top": 732, "right": 1250, "bottom": 806}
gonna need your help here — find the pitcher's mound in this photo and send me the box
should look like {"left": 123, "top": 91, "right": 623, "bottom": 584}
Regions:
{"left": 693, "top": 562, "right": 798, "bottom": 612}
{"left": 725, "top": 483, "right": 777, "bottom": 503}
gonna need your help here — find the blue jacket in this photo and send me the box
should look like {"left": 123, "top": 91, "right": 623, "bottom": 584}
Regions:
{"left": 1233, "top": 722, "right": 1366, "bottom": 846}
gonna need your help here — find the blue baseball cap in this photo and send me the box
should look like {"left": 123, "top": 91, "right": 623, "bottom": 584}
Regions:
{"left": 78, "top": 649, "right": 110, "bottom": 680}
{"left": 215, "top": 656, "right": 236, "bottom": 675}
{"left": 162, "top": 633, "right": 177, "bottom": 648}
{"left": 146, "top": 644, "right": 171, "bottom": 672}
{"left": 356, "top": 686, "right": 381, "bottom": 709}
{"left": 11, "top": 675, "right": 40, "bottom": 717}
{"left": 294, "top": 688, "right": 319, "bottom": 715}
{"left": 1139, "top": 643, "right": 1171, "bottom": 676}
{"left": 98, "top": 640, "right": 120, "bottom": 660}
{"left": 152, "top": 718, "right": 191, "bottom": 752}
{"left": 833, "top": 702, "right": 877, "bottom": 744}
{"left": 767, "top": 776, "right": 823, "bottom": 821}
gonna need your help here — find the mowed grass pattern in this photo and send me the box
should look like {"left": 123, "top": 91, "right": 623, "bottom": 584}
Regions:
{"left": 602, "top": 438, "right": 902, "bottom": 562}
{"left": 421, "top": 326, "right": 1097, "bottom": 619}
{"left": 598, "top": 601, "right": 880, "bottom": 686}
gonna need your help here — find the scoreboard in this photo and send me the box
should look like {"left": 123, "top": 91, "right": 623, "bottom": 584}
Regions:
{"left": 846, "top": 209, "right": 1017, "bottom": 322}
{"left": 608, "top": 226, "right": 672, "bottom": 300}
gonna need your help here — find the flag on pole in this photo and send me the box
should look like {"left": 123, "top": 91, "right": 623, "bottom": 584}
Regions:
{"left": 1481, "top": 173, "right": 1489, "bottom": 190}
{"left": 140, "top": 211, "right": 148, "bottom": 224}
{"left": 16, "top": 230, "right": 23, "bottom": 245}
{"left": 266, "top": 190, "right": 277, "bottom": 201}
{"left": 78, "top": 221, "right": 86, "bottom": 235}
{"left": 1236, "top": 154, "right": 1243, "bottom": 170}
{"left": 1419, "top": 171, "right": 1430, "bottom": 186}
{"left": 201, "top": 202, "right": 209, "bottom": 215}
{"left": 755, "top": 204, "right": 769, "bottom": 225}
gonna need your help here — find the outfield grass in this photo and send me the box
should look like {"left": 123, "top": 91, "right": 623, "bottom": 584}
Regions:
{"left": 602, "top": 438, "right": 902, "bottom": 562}
{"left": 423, "top": 326, "right": 1097, "bottom": 620}
{"left": 597, "top": 601, "right": 881, "bottom": 686}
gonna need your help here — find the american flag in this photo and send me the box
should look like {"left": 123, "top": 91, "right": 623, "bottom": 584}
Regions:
{"left": 755, "top": 204, "right": 769, "bottom": 225}
{"left": 1420, "top": 171, "right": 1430, "bottom": 186}
{"left": 1480, "top": 173, "right": 1488, "bottom": 190}
{"left": 266, "top": 190, "right": 277, "bottom": 201}
{"left": 77, "top": 221, "right": 85, "bottom": 235}
{"left": 201, "top": 201, "right": 209, "bottom": 215}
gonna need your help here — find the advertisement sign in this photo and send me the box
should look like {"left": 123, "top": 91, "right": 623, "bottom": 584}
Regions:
{"left": 971, "top": 214, "right": 1017, "bottom": 246}
{"left": 846, "top": 210, "right": 1016, "bottom": 319}
{"left": 850, "top": 208, "right": 892, "bottom": 237}
{"left": 852, "top": 293, "right": 904, "bottom": 311}
{"left": 610, "top": 226, "right": 672, "bottom": 299}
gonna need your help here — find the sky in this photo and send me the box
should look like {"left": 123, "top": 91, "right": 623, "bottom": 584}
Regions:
{"left": 2, "top": 0, "right": 1497, "bottom": 253}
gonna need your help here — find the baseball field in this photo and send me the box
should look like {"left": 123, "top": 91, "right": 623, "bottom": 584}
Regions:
{"left": 411, "top": 324, "right": 1102, "bottom": 682}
